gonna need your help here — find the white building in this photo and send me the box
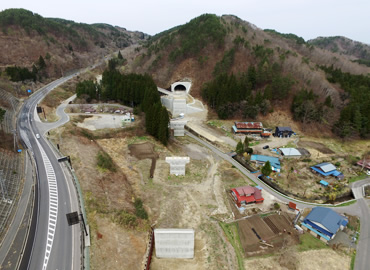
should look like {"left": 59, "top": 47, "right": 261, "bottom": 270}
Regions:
{"left": 154, "top": 229, "right": 195, "bottom": 259}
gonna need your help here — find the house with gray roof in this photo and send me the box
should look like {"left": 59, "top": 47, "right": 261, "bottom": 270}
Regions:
{"left": 302, "top": 207, "right": 348, "bottom": 243}
{"left": 311, "top": 162, "right": 344, "bottom": 180}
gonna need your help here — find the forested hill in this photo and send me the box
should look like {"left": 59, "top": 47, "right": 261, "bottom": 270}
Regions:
{"left": 130, "top": 14, "right": 370, "bottom": 138}
{"left": 0, "top": 8, "right": 147, "bottom": 76}
{"left": 308, "top": 36, "right": 370, "bottom": 67}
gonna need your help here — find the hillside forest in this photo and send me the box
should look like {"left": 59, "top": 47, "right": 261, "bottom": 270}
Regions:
{"left": 134, "top": 14, "right": 370, "bottom": 139}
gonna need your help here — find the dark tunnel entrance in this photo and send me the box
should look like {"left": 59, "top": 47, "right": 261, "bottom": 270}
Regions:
{"left": 174, "top": 84, "right": 187, "bottom": 91}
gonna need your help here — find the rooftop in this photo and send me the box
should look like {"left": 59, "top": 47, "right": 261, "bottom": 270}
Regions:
{"left": 276, "top": 126, "right": 293, "bottom": 132}
{"left": 304, "top": 207, "right": 348, "bottom": 234}
{"left": 251, "top": 155, "right": 281, "bottom": 169}
{"left": 280, "top": 148, "right": 301, "bottom": 156}
{"left": 315, "top": 162, "right": 337, "bottom": 173}
{"left": 234, "top": 122, "right": 263, "bottom": 129}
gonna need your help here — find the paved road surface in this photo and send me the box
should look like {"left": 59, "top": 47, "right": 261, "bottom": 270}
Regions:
{"left": 18, "top": 76, "right": 81, "bottom": 270}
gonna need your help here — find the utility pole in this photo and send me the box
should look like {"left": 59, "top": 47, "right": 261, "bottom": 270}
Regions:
{"left": 80, "top": 213, "right": 88, "bottom": 236}
{"left": 12, "top": 129, "right": 17, "bottom": 152}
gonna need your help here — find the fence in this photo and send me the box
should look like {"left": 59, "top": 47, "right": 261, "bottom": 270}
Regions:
{"left": 0, "top": 150, "right": 24, "bottom": 241}
{"left": 143, "top": 226, "right": 155, "bottom": 270}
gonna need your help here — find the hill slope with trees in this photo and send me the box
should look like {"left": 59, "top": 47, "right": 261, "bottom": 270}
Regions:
{"left": 308, "top": 36, "right": 370, "bottom": 67}
{"left": 130, "top": 14, "right": 370, "bottom": 138}
{"left": 0, "top": 8, "right": 147, "bottom": 79}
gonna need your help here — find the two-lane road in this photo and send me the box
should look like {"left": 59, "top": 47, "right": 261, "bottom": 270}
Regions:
{"left": 18, "top": 75, "right": 81, "bottom": 270}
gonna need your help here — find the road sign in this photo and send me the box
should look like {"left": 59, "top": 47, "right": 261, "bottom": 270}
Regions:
{"left": 66, "top": 212, "right": 79, "bottom": 226}
{"left": 57, "top": 156, "right": 68, "bottom": 162}
{"left": 17, "top": 149, "right": 22, "bottom": 153}
{"left": 27, "top": 89, "right": 32, "bottom": 93}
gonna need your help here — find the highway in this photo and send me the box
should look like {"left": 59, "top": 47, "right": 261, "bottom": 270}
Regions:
{"left": 18, "top": 76, "right": 82, "bottom": 270}
{"left": 185, "top": 130, "right": 370, "bottom": 270}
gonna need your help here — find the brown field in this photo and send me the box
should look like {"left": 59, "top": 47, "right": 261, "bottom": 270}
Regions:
{"left": 298, "top": 141, "right": 335, "bottom": 154}
{"left": 238, "top": 214, "right": 298, "bottom": 257}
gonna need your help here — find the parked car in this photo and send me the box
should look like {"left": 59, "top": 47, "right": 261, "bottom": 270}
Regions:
{"left": 263, "top": 145, "right": 269, "bottom": 149}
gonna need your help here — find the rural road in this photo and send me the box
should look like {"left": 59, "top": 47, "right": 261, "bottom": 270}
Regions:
{"left": 185, "top": 130, "right": 370, "bottom": 270}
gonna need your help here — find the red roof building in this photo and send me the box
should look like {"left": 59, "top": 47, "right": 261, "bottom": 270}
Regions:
{"left": 357, "top": 159, "right": 370, "bottom": 170}
{"left": 232, "top": 122, "right": 263, "bottom": 134}
{"left": 231, "top": 186, "right": 264, "bottom": 206}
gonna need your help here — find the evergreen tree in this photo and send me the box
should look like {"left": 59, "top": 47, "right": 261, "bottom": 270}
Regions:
{"left": 38, "top": 55, "right": 46, "bottom": 69}
{"left": 244, "top": 136, "right": 249, "bottom": 149}
{"left": 0, "top": 108, "right": 6, "bottom": 123}
{"left": 117, "top": 51, "right": 123, "bottom": 60}
{"left": 236, "top": 140, "right": 244, "bottom": 155}
{"left": 261, "top": 161, "right": 272, "bottom": 176}
{"left": 158, "top": 106, "right": 170, "bottom": 145}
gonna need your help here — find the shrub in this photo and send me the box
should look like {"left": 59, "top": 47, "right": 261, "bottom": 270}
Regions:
{"left": 96, "top": 151, "right": 116, "bottom": 172}
{"left": 114, "top": 210, "right": 137, "bottom": 228}
{"left": 134, "top": 198, "right": 148, "bottom": 220}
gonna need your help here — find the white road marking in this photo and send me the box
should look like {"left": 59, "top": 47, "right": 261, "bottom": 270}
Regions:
{"left": 37, "top": 141, "right": 58, "bottom": 270}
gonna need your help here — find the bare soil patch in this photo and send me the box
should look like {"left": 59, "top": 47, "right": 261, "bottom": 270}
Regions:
{"left": 128, "top": 142, "right": 159, "bottom": 177}
{"left": 244, "top": 249, "right": 351, "bottom": 270}
{"left": 298, "top": 140, "right": 334, "bottom": 154}
{"left": 237, "top": 214, "right": 298, "bottom": 257}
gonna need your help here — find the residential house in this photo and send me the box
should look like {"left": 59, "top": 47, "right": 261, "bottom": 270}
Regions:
{"left": 302, "top": 207, "right": 348, "bottom": 243}
{"left": 274, "top": 126, "right": 294, "bottom": 138}
{"left": 251, "top": 155, "right": 281, "bottom": 172}
{"left": 311, "top": 162, "right": 344, "bottom": 180}
{"left": 230, "top": 186, "right": 264, "bottom": 207}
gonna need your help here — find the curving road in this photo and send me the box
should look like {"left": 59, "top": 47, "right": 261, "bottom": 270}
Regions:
{"left": 18, "top": 75, "right": 82, "bottom": 270}
{"left": 185, "top": 130, "right": 370, "bottom": 270}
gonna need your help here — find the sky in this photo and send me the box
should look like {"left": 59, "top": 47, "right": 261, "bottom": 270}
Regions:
{"left": 1, "top": 0, "right": 370, "bottom": 44}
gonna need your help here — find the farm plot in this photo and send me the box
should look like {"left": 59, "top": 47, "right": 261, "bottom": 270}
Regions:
{"left": 237, "top": 214, "right": 298, "bottom": 257}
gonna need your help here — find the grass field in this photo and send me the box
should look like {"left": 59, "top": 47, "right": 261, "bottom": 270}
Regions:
{"left": 298, "top": 233, "right": 329, "bottom": 252}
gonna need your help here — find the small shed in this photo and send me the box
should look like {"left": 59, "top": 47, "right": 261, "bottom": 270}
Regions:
{"left": 319, "top": 180, "right": 329, "bottom": 187}
{"left": 288, "top": 202, "right": 297, "bottom": 210}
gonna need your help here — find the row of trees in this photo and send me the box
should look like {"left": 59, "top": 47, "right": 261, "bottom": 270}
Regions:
{"left": 321, "top": 65, "right": 370, "bottom": 138}
{"left": 76, "top": 63, "right": 170, "bottom": 145}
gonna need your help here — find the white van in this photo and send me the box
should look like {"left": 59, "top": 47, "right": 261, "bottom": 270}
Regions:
{"left": 36, "top": 134, "right": 40, "bottom": 139}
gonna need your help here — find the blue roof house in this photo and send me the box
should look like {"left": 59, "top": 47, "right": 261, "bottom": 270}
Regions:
{"left": 311, "top": 162, "right": 344, "bottom": 180}
{"left": 251, "top": 155, "right": 281, "bottom": 172}
{"left": 302, "top": 207, "right": 348, "bottom": 243}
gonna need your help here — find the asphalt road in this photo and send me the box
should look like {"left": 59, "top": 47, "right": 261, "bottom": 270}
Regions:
{"left": 185, "top": 130, "right": 370, "bottom": 270}
{"left": 18, "top": 75, "right": 81, "bottom": 270}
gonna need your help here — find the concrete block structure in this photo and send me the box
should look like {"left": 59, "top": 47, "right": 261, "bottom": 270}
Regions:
{"left": 154, "top": 229, "right": 195, "bottom": 258}
{"left": 160, "top": 96, "right": 187, "bottom": 117}
{"left": 165, "top": 157, "right": 190, "bottom": 176}
{"left": 170, "top": 120, "right": 187, "bottom": 137}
